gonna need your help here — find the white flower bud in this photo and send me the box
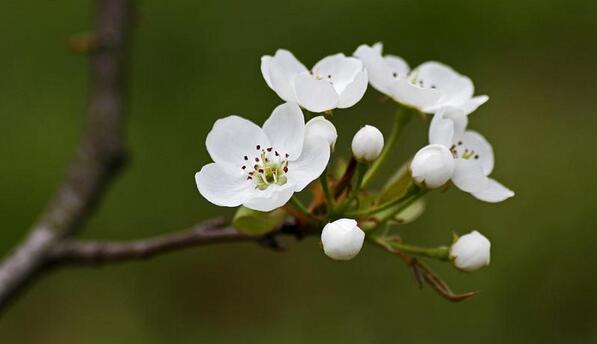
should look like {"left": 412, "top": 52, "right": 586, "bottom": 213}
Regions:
{"left": 351, "top": 125, "right": 384, "bottom": 162}
{"left": 410, "top": 144, "right": 455, "bottom": 188}
{"left": 321, "top": 219, "right": 365, "bottom": 261}
{"left": 450, "top": 231, "right": 491, "bottom": 272}
{"left": 305, "top": 116, "right": 338, "bottom": 149}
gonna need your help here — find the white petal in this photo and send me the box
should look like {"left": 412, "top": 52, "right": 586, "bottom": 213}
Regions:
{"left": 383, "top": 55, "right": 410, "bottom": 78}
{"left": 268, "top": 49, "right": 307, "bottom": 102}
{"left": 452, "top": 158, "right": 490, "bottom": 193}
{"left": 195, "top": 163, "right": 251, "bottom": 207}
{"left": 460, "top": 95, "right": 489, "bottom": 115}
{"left": 410, "top": 144, "right": 455, "bottom": 189}
{"left": 372, "top": 42, "right": 383, "bottom": 54}
{"left": 260, "top": 56, "right": 273, "bottom": 89}
{"left": 243, "top": 183, "right": 295, "bottom": 212}
{"left": 389, "top": 78, "right": 441, "bottom": 110}
{"left": 313, "top": 55, "right": 363, "bottom": 94}
{"left": 429, "top": 110, "right": 455, "bottom": 147}
{"left": 305, "top": 116, "right": 338, "bottom": 148}
{"left": 460, "top": 130, "right": 494, "bottom": 175}
{"left": 415, "top": 61, "right": 474, "bottom": 111}
{"left": 338, "top": 69, "right": 368, "bottom": 108}
{"left": 353, "top": 43, "right": 394, "bottom": 95}
{"left": 287, "top": 135, "right": 331, "bottom": 191}
{"left": 293, "top": 73, "right": 339, "bottom": 112}
{"left": 206, "top": 116, "right": 270, "bottom": 167}
{"left": 471, "top": 178, "right": 514, "bottom": 203}
{"left": 442, "top": 108, "right": 469, "bottom": 140}
{"left": 263, "top": 102, "right": 305, "bottom": 159}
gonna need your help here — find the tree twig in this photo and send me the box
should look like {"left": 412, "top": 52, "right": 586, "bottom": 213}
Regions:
{"left": 47, "top": 219, "right": 306, "bottom": 266}
{"left": 0, "top": 0, "right": 133, "bottom": 312}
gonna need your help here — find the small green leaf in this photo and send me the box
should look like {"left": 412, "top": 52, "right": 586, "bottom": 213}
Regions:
{"left": 392, "top": 198, "right": 425, "bottom": 225}
{"left": 378, "top": 161, "right": 412, "bottom": 203}
{"left": 232, "top": 207, "right": 287, "bottom": 236}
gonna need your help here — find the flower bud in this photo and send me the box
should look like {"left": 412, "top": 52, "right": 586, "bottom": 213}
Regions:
{"left": 410, "top": 144, "right": 455, "bottom": 188}
{"left": 321, "top": 219, "right": 365, "bottom": 261}
{"left": 306, "top": 116, "right": 338, "bottom": 149}
{"left": 351, "top": 125, "right": 384, "bottom": 162}
{"left": 450, "top": 231, "right": 491, "bottom": 272}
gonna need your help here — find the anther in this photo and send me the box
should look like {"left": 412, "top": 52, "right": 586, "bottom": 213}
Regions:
{"left": 267, "top": 147, "right": 273, "bottom": 152}
{"left": 283, "top": 166, "right": 288, "bottom": 173}
{"left": 392, "top": 72, "right": 397, "bottom": 77}
{"left": 275, "top": 151, "right": 279, "bottom": 156}
{"left": 474, "top": 155, "right": 479, "bottom": 159}
{"left": 256, "top": 145, "right": 261, "bottom": 150}
{"left": 458, "top": 141, "right": 463, "bottom": 145}
{"left": 244, "top": 156, "right": 248, "bottom": 160}
{"left": 241, "top": 166, "right": 246, "bottom": 170}
{"left": 285, "top": 153, "right": 289, "bottom": 158}
{"left": 255, "top": 157, "right": 259, "bottom": 162}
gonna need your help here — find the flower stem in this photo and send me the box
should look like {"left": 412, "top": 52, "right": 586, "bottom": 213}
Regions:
{"left": 289, "top": 196, "right": 318, "bottom": 222}
{"left": 362, "top": 106, "right": 412, "bottom": 189}
{"left": 335, "top": 162, "right": 368, "bottom": 215}
{"left": 348, "top": 183, "right": 425, "bottom": 218}
{"left": 376, "top": 237, "right": 450, "bottom": 261}
{"left": 319, "top": 169, "right": 335, "bottom": 215}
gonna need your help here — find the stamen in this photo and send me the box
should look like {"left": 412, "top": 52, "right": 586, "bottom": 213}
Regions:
{"left": 244, "top": 156, "right": 248, "bottom": 160}
{"left": 241, "top": 166, "right": 246, "bottom": 170}
{"left": 267, "top": 147, "right": 273, "bottom": 152}
{"left": 256, "top": 145, "right": 261, "bottom": 150}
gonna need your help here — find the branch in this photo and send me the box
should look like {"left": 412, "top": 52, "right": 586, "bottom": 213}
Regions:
{"left": 0, "top": 0, "right": 133, "bottom": 311}
{"left": 47, "top": 219, "right": 305, "bottom": 266}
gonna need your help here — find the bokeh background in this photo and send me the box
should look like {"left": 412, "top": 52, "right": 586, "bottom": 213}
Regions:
{"left": 1, "top": 0, "right": 596, "bottom": 342}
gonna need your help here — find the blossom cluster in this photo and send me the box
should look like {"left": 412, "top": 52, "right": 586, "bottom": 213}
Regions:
{"left": 194, "top": 42, "right": 514, "bottom": 286}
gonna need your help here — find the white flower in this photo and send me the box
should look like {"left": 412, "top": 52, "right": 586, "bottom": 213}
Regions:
{"left": 261, "top": 50, "right": 368, "bottom": 113}
{"left": 410, "top": 108, "right": 514, "bottom": 202}
{"left": 450, "top": 230, "right": 491, "bottom": 272}
{"left": 354, "top": 43, "right": 488, "bottom": 114}
{"left": 351, "top": 125, "right": 384, "bottom": 162}
{"left": 321, "top": 219, "right": 365, "bottom": 261}
{"left": 305, "top": 116, "right": 338, "bottom": 149}
{"left": 195, "top": 102, "right": 333, "bottom": 212}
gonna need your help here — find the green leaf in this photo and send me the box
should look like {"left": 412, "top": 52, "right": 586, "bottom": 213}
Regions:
{"left": 378, "top": 160, "right": 412, "bottom": 203}
{"left": 391, "top": 198, "right": 425, "bottom": 225}
{"left": 232, "top": 207, "right": 287, "bottom": 236}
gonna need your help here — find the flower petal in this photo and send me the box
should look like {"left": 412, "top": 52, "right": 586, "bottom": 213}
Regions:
{"left": 267, "top": 49, "right": 307, "bottom": 102}
{"left": 452, "top": 158, "right": 490, "bottom": 193}
{"left": 471, "top": 178, "right": 514, "bottom": 203}
{"left": 293, "top": 73, "right": 339, "bottom": 112}
{"left": 460, "top": 130, "right": 494, "bottom": 175}
{"left": 313, "top": 55, "right": 363, "bottom": 94}
{"left": 353, "top": 43, "right": 394, "bottom": 95}
{"left": 263, "top": 102, "right": 305, "bottom": 159}
{"left": 429, "top": 109, "right": 455, "bottom": 147}
{"left": 243, "top": 183, "right": 295, "bottom": 212}
{"left": 206, "top": 116, "right": 270, "bottom": 167}
{"left": 442, "top": 108, "right": 469, "bottom": 140}
{"left": 384, "top": 55, "right": 410, "bottom": 78}
{"left": 389, "top": 78, "right": 441, "bottom": 110}
{"left": 195, "top": 163, "right": 251, "bottom": 207}
{"left": 338, "top": 69, "right": 368, "bottom": 108}
{"left": 287, "top": 135, "right": 331, "bottom": 191}
{"left": 260, "top": 56, "right": 273, "bottom": 89}
{"left": 415, "top": 61, "right": 474, "bottom": 111}
{"left": 460, "top": 95, "right": 489, "bottom": 115}
{"left": 305, "top": 116, "right": 338, "bottom": 148}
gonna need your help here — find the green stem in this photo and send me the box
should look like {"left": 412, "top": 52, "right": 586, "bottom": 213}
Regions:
{"left": 378, "top": 238, "right": 450, "bottom": 261}
{"left": 348, "top": 183, "right": 425, "bottom": 217}
{"left": 319, "top": 169, "right": 335, "bottom": 215}
{"left": 335, "top": 162, "right": 368, "bottom": 215}
{"left": 362, "top": 106, "right": 412, "bottom": 189}
{"left": 289, "top": 196, "right": 318, "bottom": 222}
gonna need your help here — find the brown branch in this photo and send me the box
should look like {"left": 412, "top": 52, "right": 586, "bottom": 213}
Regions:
{"left": 47, "top": 219, "right": 306, "bottom": 266}
{"left": 0, "top": 0, "right": 133, "bottom": 312}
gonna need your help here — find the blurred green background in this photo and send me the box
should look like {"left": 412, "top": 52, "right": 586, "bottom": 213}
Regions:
{"left": 1, "top": 0, "right": 596, "bottom": 342}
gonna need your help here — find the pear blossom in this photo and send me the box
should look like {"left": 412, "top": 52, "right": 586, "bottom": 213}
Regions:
{"left": 261, "top": 49, "right": 368, "bottom": 113}
{"left": 321, "top": 219, "right": 365, "bottom": 261}
{"left": 450, "top": 231, "right": 491, "bottom": 272}
{"left": 351, "top": 125, "right": 384, "bottom": 162}
{"left": 354, "top": 43, "right": 488, "bottom": 114}
{"left": 410, "top": 108, "right": 514, "bottom": 202}
{"left": 195, "top": 102, "right": 332, "bottom": 212}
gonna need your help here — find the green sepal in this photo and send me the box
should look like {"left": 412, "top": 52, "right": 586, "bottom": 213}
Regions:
{"left": 378, "top": 160, "right": 412, "bottom": 203}
{"left": 232, "top": 206, "right": 287, "bottom": 236}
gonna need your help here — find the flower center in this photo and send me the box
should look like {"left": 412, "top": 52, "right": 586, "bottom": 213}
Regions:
{"left": 241, "top": 145, "right": 289, "bottom": 190}
{"left": 450, "top": 141, "right": 480, "bottom": 161}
